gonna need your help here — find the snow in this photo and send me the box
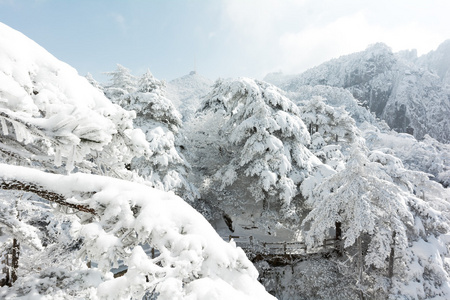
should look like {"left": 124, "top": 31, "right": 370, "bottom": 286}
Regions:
{"left": 0, "top": 22, "right": 147, "bottom": 177}
{"left": 2, "top": 20, "right": 450, "bottom": 300}
{"left": 0, "top": 163, "right": 274, "bottom": 299}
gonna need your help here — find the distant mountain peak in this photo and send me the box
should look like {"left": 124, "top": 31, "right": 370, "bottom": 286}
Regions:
{"left": 165, "top": 72, "right": 214, "bottom": 121}
{"left": 365, "top": 42, "right": 391, "bottom": 52}
{"left": 265, "top": 41, "right": 450, "bottom": 143}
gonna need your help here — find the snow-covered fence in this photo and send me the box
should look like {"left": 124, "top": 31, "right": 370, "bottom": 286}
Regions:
{"left": 222, "top": 235, "right": 339, "bottom": 256}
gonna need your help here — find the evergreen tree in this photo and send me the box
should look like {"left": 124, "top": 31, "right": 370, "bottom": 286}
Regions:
{"left": 299, "top": 96, "right": 362, "bottom": 170}
{"left": 85, "top": 72, "right": 104, "bottom": 92}
{"left": 300, "top": 96, "right": 358, "bottom": 145}
{"left": 103, "top": 64, "right": 136, "bottom": 106}
{"left": 104, "top": 68, "right": 197, "bottom": 202}
{"left": 194, "top": 78, "right": 321, "bottom": 230}
{"left": 302, "top": 146, "right": 450, "bottom": 299}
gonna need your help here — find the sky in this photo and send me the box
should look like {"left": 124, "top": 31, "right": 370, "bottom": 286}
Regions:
{"left": 1, "top": 0, "right": 449, "bottom": 83}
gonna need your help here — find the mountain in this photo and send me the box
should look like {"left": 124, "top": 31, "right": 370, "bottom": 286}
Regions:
{"left": 265, "top": 42, "right": 450, "bottom": 143}
{"left": 166, "top": 71, "right": 214, "bottom": 120}
{"left": 417, "top": 39, "right": 450, "bottom": 87}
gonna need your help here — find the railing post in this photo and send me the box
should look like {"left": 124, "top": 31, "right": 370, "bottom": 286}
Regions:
{"left": 284, "top": 242, "right": 287, "bottom": 255}
{"left": 335, "top": 221, "right": 342, "bottom": 256}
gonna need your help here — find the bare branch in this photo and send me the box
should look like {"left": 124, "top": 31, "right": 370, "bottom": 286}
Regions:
{"left": 0, "top": 179, "right": 96, "bottom": 215}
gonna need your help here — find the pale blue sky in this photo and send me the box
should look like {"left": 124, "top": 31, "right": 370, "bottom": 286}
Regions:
{"left": 1, "top": 0, "right": 449, "bottom": 83}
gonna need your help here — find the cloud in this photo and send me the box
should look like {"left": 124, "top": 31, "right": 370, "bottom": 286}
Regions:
{"left": 221, "top": 0, "right": 309, "bottom": 42}
{"left": 219, "top": 0, "right": 450, "bottom": 77}
{"left": 278, "top": 12, "right": 375, "bottom": 73}
{"left": 278, "top": 11, "right": 447, "bottom": 74}
{"left": 110, "top": 12, "right": 127, "bottom": 33}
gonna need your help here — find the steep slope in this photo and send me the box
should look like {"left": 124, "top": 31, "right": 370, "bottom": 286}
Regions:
{"left": 285, "top": 85, "right": 379, "bottom": 126}
{"left": 0, "top": 22, "right": 148, "bottom": 177}
{"left": 280, "top": 84, "right": 449, "bottom": 185}
{"left": 267, "top": 43, "right": 450, "bottom": 143}
{"left": 417, "top": 39, "right": 450, "bottom": 87}
{"left": 166, "top": 71, "right": 213, "bottom": 120}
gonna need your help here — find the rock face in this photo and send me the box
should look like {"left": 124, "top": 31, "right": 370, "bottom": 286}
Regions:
{"left": 266, "top": 42, "right": 450, "bottom": 143}
{"left": 418, "top": 39, "right": 450, "bottom": 87}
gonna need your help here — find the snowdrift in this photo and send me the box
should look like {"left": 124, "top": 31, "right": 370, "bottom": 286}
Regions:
{"left": 0, "top": 164, "right": 273, "bottom": 299}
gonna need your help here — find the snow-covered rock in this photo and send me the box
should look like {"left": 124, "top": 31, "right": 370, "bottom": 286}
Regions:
{"left": 266, "top": 42, "right": 450, "bottom": 143}
{"left": 417, "top": 39, "right": 450, "bottom": 88}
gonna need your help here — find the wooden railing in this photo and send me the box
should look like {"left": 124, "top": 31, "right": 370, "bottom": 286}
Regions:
{"left": 222, "top": 235, "right": 340, "bottom": 256}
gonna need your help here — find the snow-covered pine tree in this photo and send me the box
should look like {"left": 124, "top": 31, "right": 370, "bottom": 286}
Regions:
{"left": 85, "top": 72, "right": 104, "bottom": 92}
{"left": 299, "top": 96, "right": 362, "bottom": 170}
{"left": 195, "top": 78, "right": 321, "bottom": 231}
{"left": 300, "top": 96, "right": 358, "bottom": 145}
{"left": 301, "top": 146, "right": 450, "bottom": 299}
{"left": 103, "top": 64, "right": 136, "bottom": 106}
{"left": 367, "top": 150, "right": 450, "bottom": 299}
{"left": 0, "top": 22, "right": 152, "bottom": 295}
{"left": 0, "top": 22, "right": 273, "bottom": 299}
{"left": 105, "top": 68, "right": 198, "bottom": 202}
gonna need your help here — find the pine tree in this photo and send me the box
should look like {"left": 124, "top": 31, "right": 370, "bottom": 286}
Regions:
{"left": 299, "top": 96, "right": 362, "bottom": 170}
{"left": 104, "top": 68, "right": 198, "bottom": 202}
{"left": 194, "top": 78, "right": 321, "bottom": 231}
{"left": 103, "top": 64, "right": 136, "bottom": 106}
{"left": 302, "top": 146, "right": 450, "bottom": 299}
{"left": 0, "top": 164, "right": 274, "bottom": 300}
{"left": 300, "top": 96, "right": 358, "bottom": 145}
{"left": 85, "top": 72, "right": 104, "bottom": 92}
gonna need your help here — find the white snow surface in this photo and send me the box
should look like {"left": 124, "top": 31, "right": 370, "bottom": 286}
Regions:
{"left": 0, "top": 163, "right": 274, "bottom": 300}
{"left": 0, "top": 22, "right": 146, "bottom": 174}
{"left": 0, "top": 22, "right": 115, "bottom": 115}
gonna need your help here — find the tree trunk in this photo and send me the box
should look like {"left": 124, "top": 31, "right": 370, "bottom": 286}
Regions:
{"left": 11, "top": 239, "right": 19, "bottom": 284}
{"left": 1, "top": 251, "right": 10, "bottom": 287}
{"left": 388, "top": 231, "right": 396, "bottom": 279}
{"left": 0, "top": 239, "right": 19, "bottom": 287}
{"left": 357, "top": 235, "right": 364, "bottom": 300}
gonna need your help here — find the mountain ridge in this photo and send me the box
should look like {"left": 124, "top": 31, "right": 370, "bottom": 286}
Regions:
{"left": 265, "top": 42, "right": 450, "bottom": 143}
